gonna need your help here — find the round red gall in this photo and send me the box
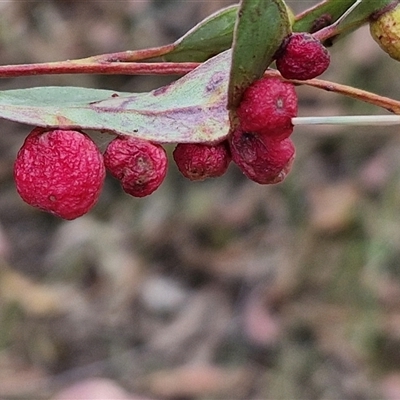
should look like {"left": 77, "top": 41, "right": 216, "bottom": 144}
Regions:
{"left": 173, "top": 142, "right": 231, "bottom": 181}
{"left": 104, "top": 136, "right": 167, "bottom": 197}
{"left": 229, "top": 128, "right": 295, "bottom": 184}
{"left": 276, "top": 32, "right": 330, "bottom": 80}
{"left": 14, "top": 127, "right": 105, "bottom": 220}
{"left": 236, "top": 77, "right": 298, "bottom": 140}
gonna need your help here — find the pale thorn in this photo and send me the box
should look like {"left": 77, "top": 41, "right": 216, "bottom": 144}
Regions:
{"left": 292, "top": 115, "right": 400, "bottom": 126}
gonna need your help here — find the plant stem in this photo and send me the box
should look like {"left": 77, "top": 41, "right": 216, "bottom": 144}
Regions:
{"left": 260, "top": 69, "right": 400, "bottom": 114}
{"left": 290, "top": 76, "right": 400, "bottom": 114}
{"left": 0, "top": 60, "right": 199, "bottom": 77}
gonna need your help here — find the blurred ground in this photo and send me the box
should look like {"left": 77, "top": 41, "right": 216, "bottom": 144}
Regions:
{"left": 0, "top": 1, "right": 400, "bottom": 399}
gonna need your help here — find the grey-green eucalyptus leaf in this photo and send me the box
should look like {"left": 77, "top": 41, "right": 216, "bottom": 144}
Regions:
{"left": 0, "top": 51, "right": 232, "bottom": 144}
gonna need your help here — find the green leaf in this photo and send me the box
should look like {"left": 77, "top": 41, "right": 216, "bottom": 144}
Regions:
{"left": 0, "top": 51, "right": 232, "bottom": 144}
{"left": 331, "top": 0, "right": 395, "bottom": 37}
{"left": 165, "top": 0, "right": 394, "bottom": 64}
{"left": 164, "top": 5, "right": 238, "bottom": 62}
{"left": 293, "top": 0, "right": 355, "bottom": 33}
{"left": 293, "top": 0, "right": 395, "bottom": 41}
{"left": 227, "top": 0, "right": 291, "bottom": 110}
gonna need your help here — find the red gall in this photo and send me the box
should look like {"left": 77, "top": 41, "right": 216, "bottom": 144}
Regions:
{"left": 229, "top": 128, "right": 295, "bottom": 184}
{"left": 173, "top": 142, "right": 231, "bottom": 181}
{"left": 14, "top": 128, "right": 105, "bottom": 220}
{"left": 104, "top": 136, "right": 167, "bottom": 197}
{"left": 237, "top": 77, "right": 298, "bottom": 141}
{"left": 275, "top": 32, "right": 330, "bottom": 80}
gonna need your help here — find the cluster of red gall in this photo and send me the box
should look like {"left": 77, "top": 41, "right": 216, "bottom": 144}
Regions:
{"left": 13, "top": 33, "right": 330, "bottom": 219}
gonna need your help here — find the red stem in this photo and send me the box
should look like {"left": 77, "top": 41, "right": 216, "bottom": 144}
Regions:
{"left": 0, "top": 60, "right": 199, "bottom": 78}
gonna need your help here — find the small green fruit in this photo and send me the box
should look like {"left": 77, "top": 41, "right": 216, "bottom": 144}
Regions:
{"left": 370, "top": 2, "right": 400, "bottom": 61}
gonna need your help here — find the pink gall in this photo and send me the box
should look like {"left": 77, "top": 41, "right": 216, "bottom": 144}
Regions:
{"left": 173, "top": 142, "right": 231, "bottom": 181}
{"left": 104, "top": 136, "right": 167, "bottom": 197}
{"left": 236, "top": 77, "right": 298, "bottom": 141}
{"left": 14, "top": 128, "right": 105, "bottom": 220}
{"left": 276, "top": 32, "right": 330, "bottom": 80}
{"left": 229, "top": 128, "right": 295, "bottom": 184}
